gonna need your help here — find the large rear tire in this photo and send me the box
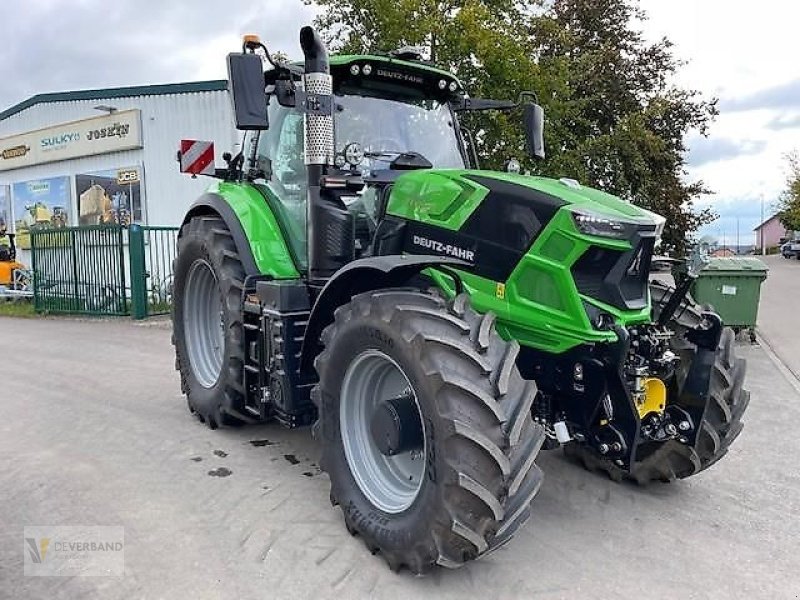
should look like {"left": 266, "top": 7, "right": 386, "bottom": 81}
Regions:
{"left": 172, "top": 215, "right": 247, "bottom": 429}
{"left": 313, "top": 290, "right": 545, "bottom": 573}
{"left": 566, "top": 279, "right": 749, "bottom": 484}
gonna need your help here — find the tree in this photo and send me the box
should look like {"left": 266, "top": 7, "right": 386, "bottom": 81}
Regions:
{"left": 311, "top": 0, "right": 717, "bottom": 255}
{"left": 778, "top": 151, "right": 800, "bottom": 232}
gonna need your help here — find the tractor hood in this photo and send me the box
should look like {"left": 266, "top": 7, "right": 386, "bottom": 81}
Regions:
{"left": 376, "top": 167, "right": 662, "bottom": 352}
{"left": 385, "top": 169, "right": 665, "bottom": 235}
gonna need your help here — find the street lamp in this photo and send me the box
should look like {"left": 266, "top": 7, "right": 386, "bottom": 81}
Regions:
{"left": 760, "top": 193, "right": 765, "bottom": 256}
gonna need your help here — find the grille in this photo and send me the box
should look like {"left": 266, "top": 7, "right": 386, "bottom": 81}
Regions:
{"left": 573, "top": 247, "right": 621, "bottom": 298}
{"left": 571, "top": 235, "right": 654, "bottom": 311}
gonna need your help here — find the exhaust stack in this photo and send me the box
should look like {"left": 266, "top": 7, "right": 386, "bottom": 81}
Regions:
{"left": 300, "top": 26, "right": 353, "bottom": 284}
{"left": 300, "top": 26, "right": 334, "bottom": 167}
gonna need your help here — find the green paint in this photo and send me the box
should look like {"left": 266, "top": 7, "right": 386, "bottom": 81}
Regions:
{"left": 386, "top": 170, "right": 488, "bottom": 230}
{"left": 390, "top": 170, "right": 658, "bottom": 354}
{"left": 207, "top": 181, "right": 300, "bottom": 279}
{"left": 329, "top": 54, "right": 461, "bottom": 84}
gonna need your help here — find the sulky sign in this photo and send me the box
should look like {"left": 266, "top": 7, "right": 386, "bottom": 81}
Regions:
{"left": 0, "top": 110, "right": 143, "bottom": 172}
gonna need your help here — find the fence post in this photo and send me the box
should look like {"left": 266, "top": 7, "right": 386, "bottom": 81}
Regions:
{"left": 30, "top": 229, "right": 40, "bottom": 312}
{"left": 129, "top": 224, "right": 148, "bottom": 320}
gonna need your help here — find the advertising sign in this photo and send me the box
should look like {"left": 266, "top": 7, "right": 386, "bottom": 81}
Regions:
{"left": 0, "top": 110, "right": 143, "bottom": 172}
{"left": 13, "top": 176, "right": 71, "bottom": 249}
{"left": 0, "top": 185, "right": 10, "bottom": 232}
{"left": 76, "top": 166, "right": 144, "bottom": 226}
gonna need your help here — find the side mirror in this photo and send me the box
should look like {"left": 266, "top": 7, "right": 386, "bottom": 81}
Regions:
{"left": 523, "top": 103, "right": 545, "bottom": 160}
{"left": 226, "top": 52, "right": 269, "bottom": 130}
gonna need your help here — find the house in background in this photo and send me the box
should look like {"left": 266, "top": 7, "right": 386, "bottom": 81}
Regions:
{"left": 753, "top": 214, "right": 788, "bottom": 250}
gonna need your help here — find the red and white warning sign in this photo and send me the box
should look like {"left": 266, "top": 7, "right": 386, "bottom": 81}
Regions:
{"left": 179, "top": 139, "right": 215, "bottom": 176}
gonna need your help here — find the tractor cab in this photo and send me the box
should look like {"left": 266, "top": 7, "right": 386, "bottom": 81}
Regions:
{"left": 250, "top": 54, "right": 470, "bottom": 265}
{"left": 227, "top": 38, "right": 544, "bottom": 278}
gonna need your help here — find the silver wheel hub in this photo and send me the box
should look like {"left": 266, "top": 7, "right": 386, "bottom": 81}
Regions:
{"left": 183, "top": 259, "right": 224, "bottom": 388}
{"left": 340, "top": 350, "right": 426, "bottom": 514}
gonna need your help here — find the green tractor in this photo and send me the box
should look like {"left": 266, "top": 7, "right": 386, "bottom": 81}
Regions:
{"left": 172, "top": 26, "right": 749, "bottom": 572}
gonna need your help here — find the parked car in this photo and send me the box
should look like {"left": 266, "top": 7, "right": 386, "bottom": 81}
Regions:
{"left": 781, "top": 242, "right": 795, "bottom": 258}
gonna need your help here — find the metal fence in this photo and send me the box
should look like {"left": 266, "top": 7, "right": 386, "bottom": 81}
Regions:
{"left": 129, "top": 225, "right": 179, "bottom": 318}
{"left": 30, "top": 224, "right": 179, "bottom": 318}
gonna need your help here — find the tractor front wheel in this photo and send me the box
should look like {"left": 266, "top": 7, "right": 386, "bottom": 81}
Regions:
{"left": 172, "top": 215, "right": 247, "bottom": 429}
{"left": 313, "top": 290, "right": 545, "bottom": 572}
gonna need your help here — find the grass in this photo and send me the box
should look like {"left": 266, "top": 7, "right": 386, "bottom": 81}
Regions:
{"left": 0, "top": 299, "right": 37, "bottom": 318}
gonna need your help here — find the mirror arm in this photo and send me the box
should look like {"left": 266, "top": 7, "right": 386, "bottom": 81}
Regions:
{"left": 452, "top": 91, "right": 539, "bottom": 113}
{"left": 453, "top": 97, "right": 517, "bottom": 112}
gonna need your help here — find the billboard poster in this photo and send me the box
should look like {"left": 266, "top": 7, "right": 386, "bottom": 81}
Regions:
{"left": 13, "top": 176, "right": 71, "bottom": 249}
{"left": 0, "top": 184, "right": 10, "bottom": 232}
{"left": 76, "top": 166, "right": 143, "bottom": 226}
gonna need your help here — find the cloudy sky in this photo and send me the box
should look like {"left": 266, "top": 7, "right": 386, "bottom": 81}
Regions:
{"left": 1, "top": 0, "right": 797, "bottom": 245}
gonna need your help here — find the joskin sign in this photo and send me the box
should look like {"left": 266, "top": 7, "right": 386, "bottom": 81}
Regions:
{"left": 0, "top": 109, "right": 143, "bottom": 172}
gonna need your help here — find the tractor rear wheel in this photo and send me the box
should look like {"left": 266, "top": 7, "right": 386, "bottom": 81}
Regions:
{"left": 566, "top": 279, "right": 749, "bottom": 484}
{"left": 172, "top": 215, "right": 246, "bottom": 429}
{"left": 313, "top": 289, "right": 545, "bottom": 573}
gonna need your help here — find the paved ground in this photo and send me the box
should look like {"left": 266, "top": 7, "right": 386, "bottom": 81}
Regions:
{"left": 1, "top": 271, "right": 799, "bottom": 598}
{"left": 755, "top": 254, "right": 800, "bottom": 382}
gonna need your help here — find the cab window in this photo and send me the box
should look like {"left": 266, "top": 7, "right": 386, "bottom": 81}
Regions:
{"left": 255, "top": 102, "right": 308, "bottom": 267}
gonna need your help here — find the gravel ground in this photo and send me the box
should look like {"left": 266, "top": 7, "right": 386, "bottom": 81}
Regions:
{"left": 1, "top": 279, "right": 799, "bottom": 598}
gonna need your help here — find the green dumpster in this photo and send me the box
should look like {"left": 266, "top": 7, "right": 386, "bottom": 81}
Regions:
{"left": 690, "top": 256, "right": 768, "bottom": 339}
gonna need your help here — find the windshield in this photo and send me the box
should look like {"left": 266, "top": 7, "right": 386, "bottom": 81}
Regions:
{"left": 334, "top": 94, "right": 466, "bottom": 171}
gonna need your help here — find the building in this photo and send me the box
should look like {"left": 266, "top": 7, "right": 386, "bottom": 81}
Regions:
{"left": 0, "top": 80, "right": 236, "bottom": 263}
{"left": 753, "top": 214, "right": 788, "bottom": 251}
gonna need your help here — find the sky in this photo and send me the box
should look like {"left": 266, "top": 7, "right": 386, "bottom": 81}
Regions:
{"left": 0, "top": 0, "right": 797, "bottom": 246}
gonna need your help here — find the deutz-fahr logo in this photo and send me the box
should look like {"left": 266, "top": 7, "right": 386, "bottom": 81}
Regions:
{"left": 375, "top": 69, "right": 424, "bottom": 85}
{"left": 412, "top": 234, "right": 475, "bottom": 262}
{"left": 1, "top": 144, "right": 30, "bottom": 160}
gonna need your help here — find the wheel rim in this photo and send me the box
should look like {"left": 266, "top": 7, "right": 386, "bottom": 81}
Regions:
{"left": 183, "top": 259, "right": 225, "bottom": 389}
{"left": 340, "top": 350, "right": 426, "bottom": 514}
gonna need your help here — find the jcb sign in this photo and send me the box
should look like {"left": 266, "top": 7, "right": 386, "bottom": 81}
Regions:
{"left": 116, "top": 169, "right": 139, "bottom": 184}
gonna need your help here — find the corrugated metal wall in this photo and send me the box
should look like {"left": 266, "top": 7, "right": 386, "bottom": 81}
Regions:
{"left": 0, "top": 89, "right": 237, "bottom": 239}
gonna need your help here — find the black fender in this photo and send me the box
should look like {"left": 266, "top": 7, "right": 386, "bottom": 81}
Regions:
{"left": 181, "top": 193, "right": 260, "bottom": 277}
{"left": 299, "top": 255, "right": 469, "bottom": 377}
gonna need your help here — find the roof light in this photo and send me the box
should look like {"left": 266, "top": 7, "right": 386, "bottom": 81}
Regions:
{"left": 362, "top": 63, "right": 372, "bottom": 75}
{"left": 350, "top": 64, "right": 360, "bottom": 76}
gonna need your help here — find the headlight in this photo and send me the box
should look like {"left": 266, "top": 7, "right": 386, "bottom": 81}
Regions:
{"left": 571, "top": 209, "right": 628, "bottom": 239}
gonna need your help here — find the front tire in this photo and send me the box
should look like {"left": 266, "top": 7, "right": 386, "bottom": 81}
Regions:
{"left": 313, "top": 290, "right": 545, "bottom": 573}
{"left": 172, "top": 215, "right": 247, "bottom": 429}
